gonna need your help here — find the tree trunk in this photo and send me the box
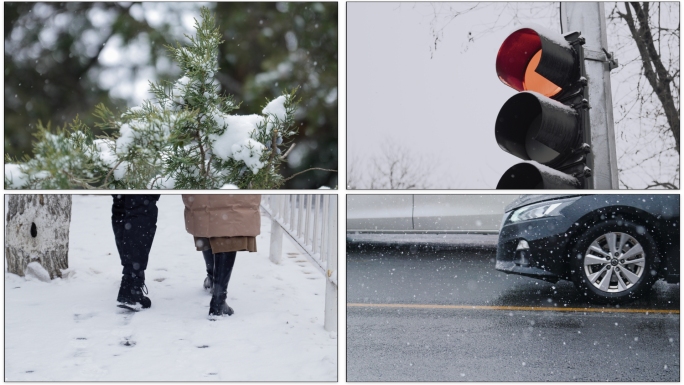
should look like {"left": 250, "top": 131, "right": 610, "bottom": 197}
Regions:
{"left": 5, "top": 195, "right": 72, "bottom": 279}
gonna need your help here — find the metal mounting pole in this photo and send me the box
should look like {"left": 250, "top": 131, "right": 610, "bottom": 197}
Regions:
{"left": 561, "top": 2, "right": 619, "bottom": 189}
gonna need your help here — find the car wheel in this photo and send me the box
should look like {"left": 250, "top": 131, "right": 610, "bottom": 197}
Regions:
{"left": 570, "top": 219, "right": 659, "bottom": 304}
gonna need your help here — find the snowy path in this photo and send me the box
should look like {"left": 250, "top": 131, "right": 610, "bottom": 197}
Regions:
{"left": 5, "top": 195, "right": 337, "bottom": 381}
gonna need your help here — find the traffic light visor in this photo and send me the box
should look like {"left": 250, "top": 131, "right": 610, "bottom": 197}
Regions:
{"left": 524, "top": 50, "right": 562, "bottom": 98}
{"left": 495, "top": 92, "right": 579, "bottom": 166}
{"left": 496, "top": 28, "right": 573, "bottom": 97}
{"left": 497, "top": 162, "right": 581, "bottom": 189}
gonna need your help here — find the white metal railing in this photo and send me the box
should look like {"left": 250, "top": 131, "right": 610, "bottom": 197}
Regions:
{"left": 261, "top": 195, "right": 337, "bottom": 332}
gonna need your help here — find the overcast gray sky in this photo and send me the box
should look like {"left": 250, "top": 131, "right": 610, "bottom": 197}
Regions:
{"left": 348, "top": 3, "right": 560, "bottom": 189}
{"left": 347, "top": 2, "right": 680, "bottom": 189}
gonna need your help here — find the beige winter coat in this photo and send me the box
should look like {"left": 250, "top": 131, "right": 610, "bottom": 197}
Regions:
{"left": 183, "top": 195, "right": 261, "bottom": 238}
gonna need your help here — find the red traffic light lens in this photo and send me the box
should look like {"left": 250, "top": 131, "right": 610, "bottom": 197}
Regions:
{"left": 496, "top": 28, "right": 566, "bottom": 97}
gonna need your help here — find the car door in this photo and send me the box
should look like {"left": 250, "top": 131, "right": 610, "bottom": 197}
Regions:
{"left": 413, "top": 195, "right": 519, "bottom": 232}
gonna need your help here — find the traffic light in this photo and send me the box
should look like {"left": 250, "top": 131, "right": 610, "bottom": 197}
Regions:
{"left": 494, "top": 27, "right": 592, "bottom": 189}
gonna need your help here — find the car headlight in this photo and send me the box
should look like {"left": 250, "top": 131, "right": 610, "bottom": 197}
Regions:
{"left": 509, "top": 197, "right": 580, "bottom": 223}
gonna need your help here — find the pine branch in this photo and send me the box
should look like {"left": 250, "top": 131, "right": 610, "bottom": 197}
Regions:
{"left": 7, "top": 6, "right": 305, "bottom": 190}
{"left": 283, "top": 167, "right": 337, "bottom": 182}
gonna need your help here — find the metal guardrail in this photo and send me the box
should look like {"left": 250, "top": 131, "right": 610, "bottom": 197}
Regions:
{"left": 261, "top": 195, "right": 337, "bottom": 332}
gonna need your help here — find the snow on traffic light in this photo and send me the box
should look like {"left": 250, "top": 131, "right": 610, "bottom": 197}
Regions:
{"left": 494, "top": 27, "right": 592, "bottom": 189}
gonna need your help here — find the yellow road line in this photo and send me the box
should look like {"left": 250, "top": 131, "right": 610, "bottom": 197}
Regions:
{"left": 347, "top": 303, "right": 680, "bottom": 314}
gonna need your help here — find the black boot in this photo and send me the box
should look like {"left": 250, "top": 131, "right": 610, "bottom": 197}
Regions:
{"left": 202, "top": 249, "right": 214, "bottom": 292}
{"left": 209, "top": 252, "right": 237, "bottom": 317}
{"left": 117, "top": 274, "right": 151, "bottom": 310}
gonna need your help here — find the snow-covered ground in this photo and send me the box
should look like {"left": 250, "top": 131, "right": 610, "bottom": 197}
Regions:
{"left": 5, "top": 195, "right": 337, "bottom": 381}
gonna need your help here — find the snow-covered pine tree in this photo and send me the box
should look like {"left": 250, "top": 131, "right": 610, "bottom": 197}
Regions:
{"left": 5, "top": 7, "right": 298, "bottom": 189}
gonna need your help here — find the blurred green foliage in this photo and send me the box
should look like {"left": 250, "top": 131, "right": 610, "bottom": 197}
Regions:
{"left": 4, "top": 2, "right": 338, "bottom": 188}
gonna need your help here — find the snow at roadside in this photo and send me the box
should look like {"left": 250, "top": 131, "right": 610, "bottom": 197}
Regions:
{"left": 5, "top": 195, "right": 337, "bottom": 381}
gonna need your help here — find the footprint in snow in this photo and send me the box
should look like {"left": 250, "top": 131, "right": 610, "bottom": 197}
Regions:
{"left": 73, "top": 312, "right": 97, "bottom": 322}
{"left": 69, "top": 336, "right": 90, "bottom": 349}
{"left": 117, "top": 309, "right": 136, "bottom": 325}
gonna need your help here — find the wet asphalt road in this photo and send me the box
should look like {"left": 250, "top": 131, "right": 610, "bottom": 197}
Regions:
{"left": 347, "top": 246, "right": 680, "bottom": 381}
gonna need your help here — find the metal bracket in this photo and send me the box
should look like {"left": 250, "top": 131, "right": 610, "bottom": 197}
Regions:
{"left": 577, "top": 143, "right": 591, "bottom": 154}
{"left": 602, "top": 48, "right": 619, "bottom": 70}
{"left": 571, "top": 99, "right": 591, "bottom": 110}
{"left": 582, "top": 166, "right": 592, "bottom": 178}
{"left": 584, "top": 48, "right": 619, "bottom": 70}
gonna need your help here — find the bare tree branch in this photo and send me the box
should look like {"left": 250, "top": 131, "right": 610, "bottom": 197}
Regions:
{"left": 618, "top": 2, "right": 679, "bottom": 153}
{"left": 360, "top": 139, "right": 434, "bottom": 189}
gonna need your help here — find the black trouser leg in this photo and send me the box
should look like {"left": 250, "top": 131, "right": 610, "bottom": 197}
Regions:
{"left": 112, "top": 194, "right": 160, "bottom": 280}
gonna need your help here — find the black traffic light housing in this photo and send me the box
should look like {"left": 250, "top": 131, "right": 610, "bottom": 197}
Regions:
{"left": 494, "top": 27, "right": 592, "bottom": 189}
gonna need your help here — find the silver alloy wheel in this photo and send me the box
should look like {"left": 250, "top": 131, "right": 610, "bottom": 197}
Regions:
{"left": 583, "top": 232, "right": 645, "bottom": 293}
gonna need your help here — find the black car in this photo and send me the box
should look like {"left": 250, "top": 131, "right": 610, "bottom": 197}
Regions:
{"left": 495, "top": 194, "right": 679, "bottom": 303}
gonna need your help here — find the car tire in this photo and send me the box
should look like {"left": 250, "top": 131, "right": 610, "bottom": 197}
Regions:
{"left": 570, "top": 219, "right": 660, "bottom": 304}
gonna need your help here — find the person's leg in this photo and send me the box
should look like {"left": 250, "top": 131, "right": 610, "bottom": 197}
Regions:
{"left": 209, "top": 251, "right": 237, "bottom": 316}
{"left": 111, "top": 194, "right": 127, "bottom": 267}
{"left": 202, "top": 249, "right": 214, "bottom": 291}
{"left": 112, "top": 194, "right": 160, "bottom": 308}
